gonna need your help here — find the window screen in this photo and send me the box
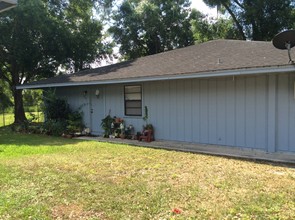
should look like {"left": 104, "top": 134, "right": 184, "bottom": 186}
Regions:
{"left": 124, "top": 85, "right": 142, "bottom": 116}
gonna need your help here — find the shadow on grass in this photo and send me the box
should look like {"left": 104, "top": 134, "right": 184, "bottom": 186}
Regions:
{"left": 0, "top": 126, "right": 82, "bottom": 147}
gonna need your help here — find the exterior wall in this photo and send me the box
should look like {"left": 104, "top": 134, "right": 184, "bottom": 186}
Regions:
{"left": 143, "top": 76, "right": 269, "bottom": 150}
{"left": 55, "top": 86, "right": 105, "bottom": 134}
{"left": 56, "top": 72, "right": 295, "bottom": 153}
{"left": 276, "top": 74, "right": 295, "bottom": 152}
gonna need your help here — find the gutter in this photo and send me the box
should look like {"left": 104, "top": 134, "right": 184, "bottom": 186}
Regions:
{"left": 16, "top": 65, "right": 295, "bottom": 90}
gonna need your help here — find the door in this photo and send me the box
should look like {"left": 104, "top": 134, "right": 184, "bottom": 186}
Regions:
{"left": 89, "top": 88, "right": 105, "bottom": 135}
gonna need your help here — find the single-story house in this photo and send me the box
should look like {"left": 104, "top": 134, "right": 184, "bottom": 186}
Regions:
{"left": 0, "top": 0, "right": 17, "bottom": 13}
{"left": 18, "top": 40, "right": 295, "bottom": 154}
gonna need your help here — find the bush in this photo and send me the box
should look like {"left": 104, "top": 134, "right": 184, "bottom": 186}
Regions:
{"left": 42, "top": 119, "right": 67, "bottom": 136}
{"left": 44, "top": 98, "right": 70, "bottom": 121}
{"left": 10, "top": 123, "right": 28, "bottom": 133}
{"left": 66, "top": 111, "right": 85, "bottom": 134}
{"left": 41, "top": 90, "right": 85, "bottom": 136}
{"left": 42, "top": 90, "right": 71, "bottom": 121}
{"left": 27, "top": 124, "right": 43, "bottom": 134}
{"left": 101, "top": 115, "right": 114, "bottom": 137}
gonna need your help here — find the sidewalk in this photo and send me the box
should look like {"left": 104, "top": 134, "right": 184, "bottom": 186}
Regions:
{"left": 76, "top": 136, "right": 295, "bottom": 165}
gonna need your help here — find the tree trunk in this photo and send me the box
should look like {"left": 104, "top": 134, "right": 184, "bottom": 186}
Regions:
{"left": 13, "top": 88, "right": 27, "bottom": 124}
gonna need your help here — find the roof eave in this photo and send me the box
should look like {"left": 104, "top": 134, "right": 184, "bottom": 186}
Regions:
{"left": 0, "top": 0, "right": 17, "bottom": 13}
{"left": 16, "top": 65, "right": 295, "bottom": 90}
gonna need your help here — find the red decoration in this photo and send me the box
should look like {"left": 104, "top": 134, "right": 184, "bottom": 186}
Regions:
{"left": 172, "top": 208, "right": 182, "bottom": 214}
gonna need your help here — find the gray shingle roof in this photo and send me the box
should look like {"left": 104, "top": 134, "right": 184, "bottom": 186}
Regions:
{"left": 21, "top": 39, "right": 295, "bottom": 88}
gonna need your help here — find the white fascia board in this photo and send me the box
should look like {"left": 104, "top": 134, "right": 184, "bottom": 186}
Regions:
{"left": 16, "top": 65, "right": 295, "bottom": 90}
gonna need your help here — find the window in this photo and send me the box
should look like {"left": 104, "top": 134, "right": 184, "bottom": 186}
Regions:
{"left": 124, "top": 85, "right": 142, "bottom": 116}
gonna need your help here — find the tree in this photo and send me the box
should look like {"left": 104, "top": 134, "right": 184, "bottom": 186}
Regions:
{"left": 61, "top": 0, "right": 106, "bottom": 72}
{"left": 0, "top": 0, "right": 61, "bottom": 123}
{"left": 0, "top": 0, "right": 110, "bottom": 124}
{"left": 190, "top": 9, "right": 241, "bottom": 43}
{"left": 0, "top": 80, "right": 13, "bottom": 114}
{"left": 203, "top": 0, "right": 295, "bottom": 41}
{"left": 109, "top": 0, "right": 195, "bottom": 60}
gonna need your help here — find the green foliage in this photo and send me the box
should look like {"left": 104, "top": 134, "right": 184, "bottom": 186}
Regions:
{"left": 0, "top": 113, "right": 14, "bottom": 127}
{"left": 203, "top": 0, "right": 295, "bottom": 40}
{"left": 0, "top": 0, "right": 112, "bottom": 123}
{"left": 144, "top": 123, "right": 153, "bottom": 131}
{"left": 0, "top": 112, "right": 43, "bottom": 128}
{"left": 66, "top": 110, "right": 85, "bottom": 134}
{"left": 42, "top": 90, "right": 70, "bottom": 121}
{"left": 109, "top": 0, "right": 195, "bottom": 60}
{"left": 142, "top": 106, "right": 153, "bottom": 131}
{"left": 191, "top": 9, "right": 242, "bottom": 43}
{"left": 143, "top": 105, "right": 148, "bottom": 124}
{"left": 100, "top": 115, "right": 114, "bottom": 137}
{"left": 0, "top": 81, "right": 13, "bottom": 112}
{"left": 23, "top": 90, "right": 43, "bottom": 108}
{"left": 60, "top": 0, "right": 110, "bottom": 72}
{"left": 46, "top": 98, "right": 70, "bottom": 121}
{"left": 42, "top": 119, "right": 67, "bottom": 136}
{"left": 42, "top": 90, "right": 84, "bottom": 136}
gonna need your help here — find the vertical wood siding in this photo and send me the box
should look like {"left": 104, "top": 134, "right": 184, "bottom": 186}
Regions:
{"left": 56, "top": 86, "right": 92, "bottom": 129}
{"left": 276, "top": 73, "right": 295, "bottom": 152}
{"left": 57, "top": 72, "right": 295, "bottom": 153}
{"left": 142, "top": 74, "right": 294, "bottom": 152}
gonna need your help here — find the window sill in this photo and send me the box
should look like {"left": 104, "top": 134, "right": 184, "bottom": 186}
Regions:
{"left": 123, "top": 116, "right": 143, "bottom": 119}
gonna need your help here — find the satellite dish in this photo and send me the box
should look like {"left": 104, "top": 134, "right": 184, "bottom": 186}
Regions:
{"left": 272, "top": 30, "right": 295, "bottom": 63}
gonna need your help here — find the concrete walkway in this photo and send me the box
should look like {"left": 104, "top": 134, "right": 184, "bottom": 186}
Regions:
{"left": 76, "top": 136, "right": 295, "bottom": 165}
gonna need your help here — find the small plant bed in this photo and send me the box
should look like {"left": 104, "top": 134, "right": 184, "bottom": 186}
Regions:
{"left": 0, "top": 128, "right": 294, "bottom": 219}
{"left": 101, "top": 106, "right": 155, "bottom": 142}
{"left": 101, "top": 115, "right": 136, "bottom": 140}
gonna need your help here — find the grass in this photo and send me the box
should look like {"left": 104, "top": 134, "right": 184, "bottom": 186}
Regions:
{"left": 0, "top": 113, "right": 14, "bottom": 127}
{"left": 0, "top": 127, "right": 294, "bottom": 219}
{"left": 0, "top": 112, "right": 43, "bottom": 127}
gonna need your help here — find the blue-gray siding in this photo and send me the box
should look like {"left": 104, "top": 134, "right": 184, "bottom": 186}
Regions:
{"left": 57, "top": 72, "right": 295, "bottom": 153}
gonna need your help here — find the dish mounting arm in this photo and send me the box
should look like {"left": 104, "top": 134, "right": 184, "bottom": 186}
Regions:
{"left": 285, "top": 42, "right": 294, "bottom": 63}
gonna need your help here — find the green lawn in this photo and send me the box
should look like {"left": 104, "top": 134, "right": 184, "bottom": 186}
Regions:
{"left": 0, "top": 127, "right": 294, "bottom": 219}
{"left": 0, "top": 112, "right": 43, "bottom": 127}
{"left": 0, "top": 113, "right": 14, "bottom": 127}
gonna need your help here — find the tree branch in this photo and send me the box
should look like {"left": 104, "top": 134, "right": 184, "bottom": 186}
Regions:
{"left": 232, "top": 0, "right": 244, "bottom": 9}
{"left": 222, "top": 2, "right": 246, "bottom": 40}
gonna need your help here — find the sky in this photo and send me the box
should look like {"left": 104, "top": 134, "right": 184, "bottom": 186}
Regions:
{"left": 191, "top": 0, "right": 217, "bottom": 18}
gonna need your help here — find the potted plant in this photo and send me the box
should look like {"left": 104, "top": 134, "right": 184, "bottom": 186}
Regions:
{"left": 119, "top": 122, "right": 125, "bottom": 139}
{"left": 144, "top": 123, "right": 153, "bottom": 131}
{"left": 142, "top": 106, "right": 153, "bottom": 131}
{"left": 101, "top": 115, "right": 114, "bottom": 138}
{"left": 140, "top": 106, "right": 154, "bottom": 141}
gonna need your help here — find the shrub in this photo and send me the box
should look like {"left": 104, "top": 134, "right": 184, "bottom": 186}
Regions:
{"left": 44, "top": 98, "right": 70, "bottom": 121}
{"left": 101, "top": 115, "right": 114, "bottom": 137}
{"left": 66, "top": 110, "right": 85, "bottom": 134}
{"left": 42, "top": 119, "right": 67, "bottom": 136}
{"left": 42, "top": 90, "right": 71, "bottom": 121}
{"left": 42, "top": 90, "right": 85, "bottom": 136}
